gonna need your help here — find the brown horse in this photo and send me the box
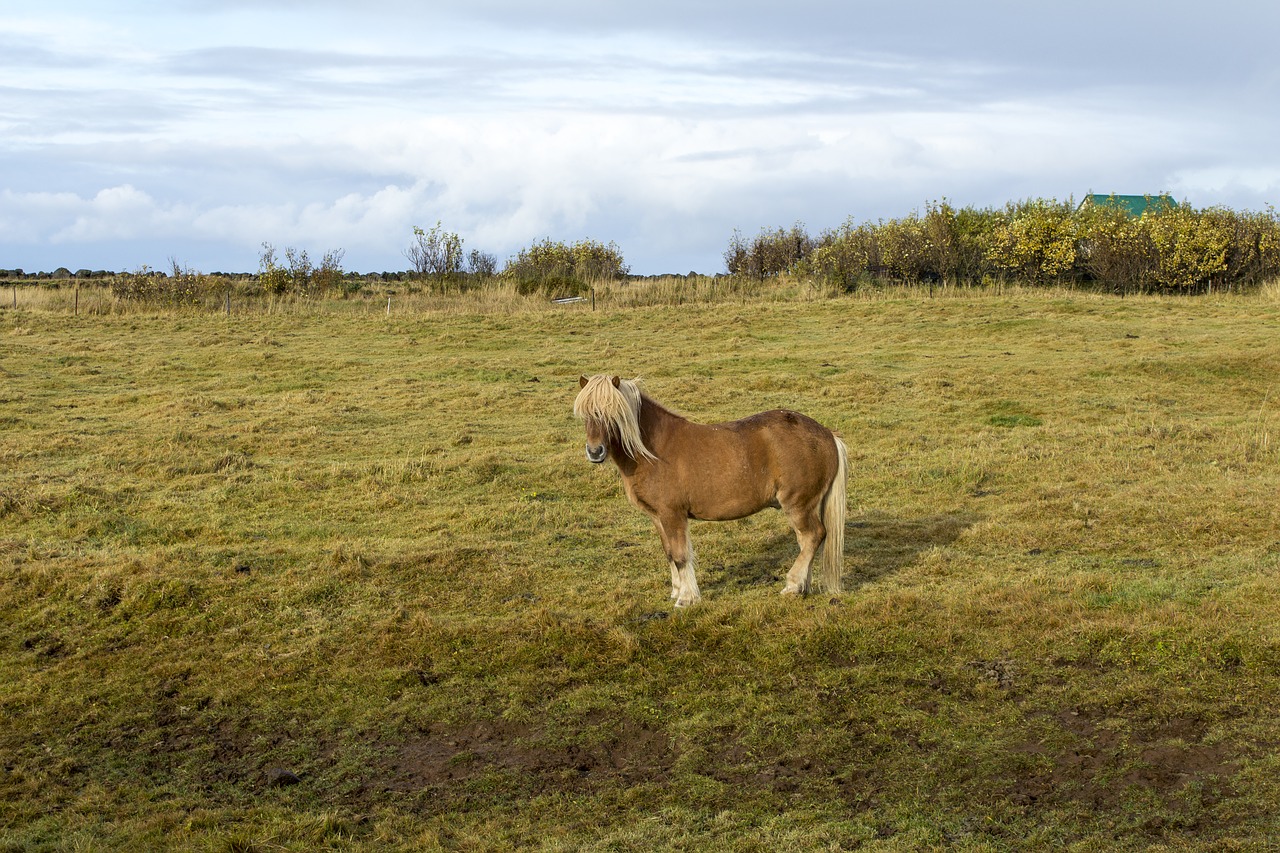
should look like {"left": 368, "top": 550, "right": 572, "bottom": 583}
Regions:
{"left": 574, "top": 375, "right": 847, "bottom": 606}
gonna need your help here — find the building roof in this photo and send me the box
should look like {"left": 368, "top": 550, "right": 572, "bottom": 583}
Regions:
{"left": 1079, "top": 194, "right": 1179, "bottom": 217}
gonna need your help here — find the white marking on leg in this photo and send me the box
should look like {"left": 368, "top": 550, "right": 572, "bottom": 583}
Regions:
{"left": 782, "top": 551, "right": 814, "bottom": 595}
{"left": 674, "top": 532, "right": 701, "bottom": 607}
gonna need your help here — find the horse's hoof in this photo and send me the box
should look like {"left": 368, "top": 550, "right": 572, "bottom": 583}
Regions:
{"left": 673, "top": 596, "right": 701, "bottom": 608}
{"left": 780, "top": 584, "right": 807, "bottom": 597}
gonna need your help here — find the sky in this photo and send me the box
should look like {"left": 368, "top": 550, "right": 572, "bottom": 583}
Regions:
{"left": 3, "top": 1, "right": 1279, "bottom": 276}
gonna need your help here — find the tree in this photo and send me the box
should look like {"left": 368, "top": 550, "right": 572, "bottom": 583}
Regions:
{"left": 313, "top": 248, "right": 347, "bottom": 292}
{"left": 258, "top": 243, "right": 290, "bottom": 294}
{"left": 405, "top": 222, "right": 464, "bottom": 279}
{"left": 467, "top": 249, "right": 498, "bottom": 278}
{"left": 283, "top": 246, "right": 313, "bottom": 294}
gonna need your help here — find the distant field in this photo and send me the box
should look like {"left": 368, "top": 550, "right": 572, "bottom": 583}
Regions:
{"left": 2, "top": 290, "right": 1279, "bottom": 850}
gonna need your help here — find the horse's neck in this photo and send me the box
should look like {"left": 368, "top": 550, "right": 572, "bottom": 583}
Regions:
{"left": 614, "top": 395, "right": 684, "bottom": 474}
{"left": 639, "top": 395, "right": 686, "bottom": 439}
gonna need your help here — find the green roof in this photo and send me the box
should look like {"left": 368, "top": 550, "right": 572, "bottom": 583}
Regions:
{"left": 1079, "top": 194, "right": 1179, "bottom": 217}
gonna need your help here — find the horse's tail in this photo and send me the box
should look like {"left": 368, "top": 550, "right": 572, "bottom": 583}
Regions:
{"left": 819, "top": 436, "right": 848, "bottom": 593}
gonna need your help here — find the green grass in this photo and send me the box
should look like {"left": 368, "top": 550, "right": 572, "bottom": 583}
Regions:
{"left": 3, "top": 290, "right": 1280, "bottom": 850}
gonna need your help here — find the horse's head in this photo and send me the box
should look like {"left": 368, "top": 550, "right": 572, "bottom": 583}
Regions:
{"left": 582, "top": 420, "right": 611, "bottom": 464}
{"left": 574, "top": 374, "right": 655, "bottom": 464}
{"left": 577, "top": 375, "right": 620, "bottom": 463}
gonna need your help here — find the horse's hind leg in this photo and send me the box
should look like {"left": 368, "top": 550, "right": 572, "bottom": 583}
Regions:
{"left": 781, "top": 502, "right": 825, "bottom": 596}
{"left": 656, "top": 514, "right": 700, "bottom": 607}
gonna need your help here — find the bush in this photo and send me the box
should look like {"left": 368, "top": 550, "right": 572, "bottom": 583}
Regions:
{"left": 1075, "top": 203, "right": 1154, "bottom": 291}
{"left": 877, "top": 214, "right": 930, "bottom": 283}
{"left": 1216, "top": 206, "right": 1280, "bottom": 289}
{"left": 467, "top": 249, "right": 498, "bottom": 278}
{"left": 257, "top": 243, "right": 345, "bottom": 295}
{"left": 1146, "top": 206, "right": 1232, "bottom": 291}
{"left": 742, "top": 198, "right": 1280, "bottom": 294}
{"left": 312, "top": 249, "right": 348, "bottom": 294}
{"left": 986, "top": 199, "right": 1078, "bottom": 285}
{"left": 110, "top": 262, "right": 217, "bottom": 305}
{"left": 724, "top": 224, "right": 813, "bottom": 278}
{"left": 931, "top": 201, "right": 1002, "bottom": 284}
{"left": 257, "top": 243, "right": 290, "bottom": 294}
{"left": 1074, "top": 204, "right": 1280, "bottom": 293}
{"left": 804, "top": 219, "right": 879, "bottom": 291}
{"left": 503, "top": 238, "right": 628, "bottom": 296}
{"left": 802, "top": 204, "right": 999, "bottom": 290}
{"left": 402, "top": 224, "right": 501, "bottom": 292}
{"left": 283, "top": 247, "right": 313, "bottom": 294}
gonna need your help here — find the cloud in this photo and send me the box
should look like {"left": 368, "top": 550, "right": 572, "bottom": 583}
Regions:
{"left": 0, "top": 185, "right": 192, "bottom": 244}
{"left": 3, "top": 2, "right": 1279, "bottom": 273}
{"left": 1171, "top": 167, "right": 1280, "bottom": 201}
{"left": 2, "top": 91, "right": 1208, "bottom": 269}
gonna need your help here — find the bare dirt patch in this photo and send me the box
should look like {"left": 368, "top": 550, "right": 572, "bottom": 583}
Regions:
{"left": 374, "top": 714, "right": 677, "bottom": 796}
{"left": 1009, "top": 706, "right": 1236, "bottom": 813}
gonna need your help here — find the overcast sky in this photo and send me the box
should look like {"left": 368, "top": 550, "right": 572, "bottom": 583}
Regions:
{"left": 3, "top": 1, "right": 1278, "bottom": 275}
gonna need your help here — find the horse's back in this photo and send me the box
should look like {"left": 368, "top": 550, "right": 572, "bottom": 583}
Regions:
{"left": 727, "top": 408, "right": 831, "bottom": 439}
{"left": 738, "top": 409, "right": 839, "bottom": 472}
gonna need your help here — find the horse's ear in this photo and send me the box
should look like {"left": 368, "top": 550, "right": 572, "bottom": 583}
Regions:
{"left": 579, "top": 375, "right": 589, "bottom": 389}
{"left": 611, "top": 376, "right": 621, "bottom": 388}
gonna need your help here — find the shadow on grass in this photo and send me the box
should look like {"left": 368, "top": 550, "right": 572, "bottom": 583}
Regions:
{"left": 842, "top": 510, "right": 981, "bottom": 590}
{"left": 702, "top": 510, "right": 981, "bottom": 595}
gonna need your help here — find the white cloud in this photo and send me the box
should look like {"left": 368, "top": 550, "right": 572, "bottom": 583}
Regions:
{"left": 1171, "top": 167, "right": 1280, "bottom": 200}
{"left": 3, "top": 2, "right": 1279, "bottom": 273}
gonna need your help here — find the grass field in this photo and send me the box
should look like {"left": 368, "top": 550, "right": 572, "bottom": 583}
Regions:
{"left": 2, "top": 287, "right": 1280, "bottom": 850}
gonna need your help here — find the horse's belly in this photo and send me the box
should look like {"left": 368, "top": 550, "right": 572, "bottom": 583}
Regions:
{"left": 687, "top": 489, "right": 778, "bottom": 521}
{"left": 681, "top": 451, "right": 780, "bottom": 520}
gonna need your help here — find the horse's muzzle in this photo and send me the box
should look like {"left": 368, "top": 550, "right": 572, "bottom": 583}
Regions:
{"left": 585, "top": 444, "right": 608, "bottom": 464}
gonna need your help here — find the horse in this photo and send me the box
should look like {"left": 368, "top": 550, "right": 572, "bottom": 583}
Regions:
{"left": 573, "top": 374, "right": 847, "bottom": 607}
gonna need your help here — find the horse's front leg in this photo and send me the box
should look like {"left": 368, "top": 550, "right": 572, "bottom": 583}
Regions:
{"left": 656, "top": 514, "right": 700, "bottom": 607}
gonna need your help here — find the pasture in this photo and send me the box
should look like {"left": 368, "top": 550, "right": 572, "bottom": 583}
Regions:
{"left": 2, "top": 289, "right": 1279, "bottom": 850}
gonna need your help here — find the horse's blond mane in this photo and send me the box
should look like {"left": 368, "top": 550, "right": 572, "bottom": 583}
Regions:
{"left": 573, "top": 375, "right": 657, "bottom": 461}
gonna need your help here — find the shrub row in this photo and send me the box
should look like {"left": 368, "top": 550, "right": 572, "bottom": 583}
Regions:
{"left": 110, "top": 264, "right": 218, "bottom": 306}
{"left": 731, "top": 198, "right": 1280, "bottom": 293}
{"left": 13, "top": 200, "right": 1279, "bottom": 301}
{"left": 27, "top": 230, "right": 631, "bottom": 305}
{"left": 257, "top": 244, "right": 349, "bottom": 296}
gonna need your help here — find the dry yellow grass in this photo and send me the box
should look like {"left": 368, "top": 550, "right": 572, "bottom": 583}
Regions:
{"left": 2, "top": 286, "right": 1279, "bottom": 850}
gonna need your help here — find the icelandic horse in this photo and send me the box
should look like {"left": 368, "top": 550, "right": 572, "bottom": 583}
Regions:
{"left": 574, "top": 375, "right": 847, "bottom": 606}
